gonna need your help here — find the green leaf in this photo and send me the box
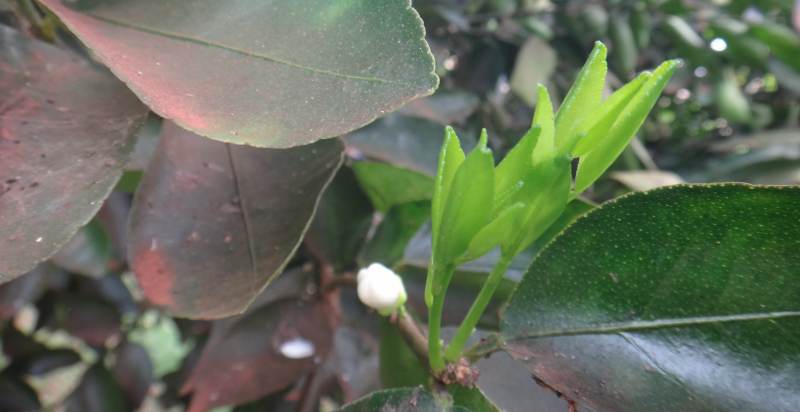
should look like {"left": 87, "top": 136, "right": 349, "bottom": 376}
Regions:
{"left": 504, "top": 157, "right": 571, "bottom": 256}
{"left": 494, "top": 126, "right": 541, "bottom": 214}
{"left": 305, "top": 167, "right": 374, "bottom": 271}
{"left": 427, "top": 127, "right": 466, "bottom": 304}
{"left": 353, "top": 162, "right": 434, "bottom": 212}
{"left": 509, "top": 37, "right": 558, "bottom": 107}
{"left": 749, "top": 21, "right": 800, "bottom": 71}
{"left": 501, "top": 184, "right": 800, "bottom": 412}
{"left": 39, "top": 0, "right": 438, "bottom": 148}
{"left": 526, "top": 198, "right": 596, "bottom": 257}
{"left": 432, "top": 127, "right": 466, "bottom": 241}
{"left": 448, "top": 384, "right": 500, "bottom": 412}
{"left": 530, "top": 85, "right": 557, "bottom": 166}
{"left": 345, "top": 114, "right": 474, "bottom": 177}
{"left": 0, "top": 26, "right": 147, "bottom": 282}
{"left": 359, "top": 201, "right": 430, "bottom": 268}
{"left": 461, "top": 203, "right": 525, "bottom": 262}
{"left": 435, "top": 131, "right": 495, "bottom": 265}
{"left": 554, "top": 41, "right": 607, "bottom": 150}
{"left": 575, "top": 59, "right": 679, "bottom": 193}
{"left": 127, "top": 122, "right": 343, "bottom": 319}
{"left": 339, "top": 387, "right": 468, "bottom": 411}
{"left": 572, "top": 71, "right": 652, "bottom": 157}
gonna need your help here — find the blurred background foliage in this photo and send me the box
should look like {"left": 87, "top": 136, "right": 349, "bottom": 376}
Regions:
{"left": 0, "top": 0, "right": 798, "bottom": 411}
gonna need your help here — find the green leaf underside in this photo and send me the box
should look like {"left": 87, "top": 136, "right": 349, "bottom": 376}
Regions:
{"left": 501, "top": 184, "right": 800, "bottom": 412}
{"left": 40, "top": 0, "right": 438, "bottom": 147}
{"left": 0, "top": 26, "right": 147, "bottom": 281}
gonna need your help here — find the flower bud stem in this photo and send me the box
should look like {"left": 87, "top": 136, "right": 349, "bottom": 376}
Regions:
{"left": 444, "top": 254, "right": 513, "bottom": 362}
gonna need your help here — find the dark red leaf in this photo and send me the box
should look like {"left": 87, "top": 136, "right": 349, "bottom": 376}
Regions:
{"left": 111, "top": 342, "right": 154, "bottom": 409}
{"left": 128, "top": 122, "right": 343, "bottom": 318}
{"left": 182, "top": 299, "right": 336, "bottom": 412}
{"left": 65, "top": 363, "right": 127, "bottom": 412}
{"left": 0, "top": 26, "right": 147, "bottom": 280}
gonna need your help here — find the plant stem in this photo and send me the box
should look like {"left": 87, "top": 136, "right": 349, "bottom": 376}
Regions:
{"left": 393, "top": 306, "right": 428, "bottom": 363}
{"left": 427, "top": 264, "right": 454, "bottom": 373}
{"left": 428, "top": 292, "right": 446, "bottom": 372}
{"left": 444, "top": 255, "right": 512, "bottom": 362}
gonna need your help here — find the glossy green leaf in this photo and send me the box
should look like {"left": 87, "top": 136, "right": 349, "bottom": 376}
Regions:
{"left": 572, "top": 71, "right": 652, "bottom": 157}
{"left": 526, "top": 198, "right": 596, "bottom": 257}
{"left": 353, "top": 162, "right": 433, "bottom": 212}
{"left": 0, "top": 26, "right": 147, "bottom": 281}
{"left": 435, "top": 132, "right": 494, "bottom": 264}
{"left": 501, "top": 184, "right": 800, "bottom": 412}
{"left": 554, "top": 41, "right": 607, "bottom": 150}
{"left": 40, "top": 0, "right": 438, "bottom": 148}
{"left": 575, "top": 59, "right": 679, "bottom": 193}
{"left": 128, "top": 122, "right": 343, "bottom": 318}
{"left": 448, "top": 384, "right": 500, "bottom": 412}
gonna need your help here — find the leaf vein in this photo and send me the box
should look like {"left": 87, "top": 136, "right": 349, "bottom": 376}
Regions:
{"left": 506, "top": 311, "right": 800, "bottom": 341}
{"left": 85, "top": 12, "right": 408, "bottom": 86}
{"left": 226, "top": 145, "right": 258, "bottom": 293}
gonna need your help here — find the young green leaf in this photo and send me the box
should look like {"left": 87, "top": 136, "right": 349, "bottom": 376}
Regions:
{"left": 494, "top": 125, "right": 541, "bottom": 212}
{"left": 504, "top": 156, "right": 572, "bottom": 256}
{"left": 572, "top": 71, "right": 652, "bottom": 157}
{"left": 531, "top": 85, "right": 557, "bottom": 167}
{"left": 427, "top": 127, "right": 465, "bottom": 306}
{"left": 460, "top": 203, "right": 526, "bottom": 262}
{"left": 575, "top": 60, "right": 679, "bottom": 193}
{"left": 431, "top": 127, "right": 466, "bottom": 239}
{"left": 435, "top": 131, "right": 495, "bottom": 267}
{"left": 554, "top": 41, "right": 608, "bottom": 150}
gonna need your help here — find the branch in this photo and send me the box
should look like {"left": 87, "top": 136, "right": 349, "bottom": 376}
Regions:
{"left": 391, "top": 308, "right": 429, "bottom": 363}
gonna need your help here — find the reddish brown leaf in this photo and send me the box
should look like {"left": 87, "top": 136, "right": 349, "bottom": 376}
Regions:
{"left": 128, "top": 122, "right": 343, "bottom": 318}
{"left": 182, "top": 299, "right": 336, "bottom": 412}
{"left": 0, "top": 26, "right": 147, "bottom": 281}
{"left": 111, "top": 342, "right": 154, "bottom": 409}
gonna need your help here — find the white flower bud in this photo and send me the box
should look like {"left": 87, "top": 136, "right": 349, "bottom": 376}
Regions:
{"left": 357, "top": 263, "right": 407, "bottom": 315}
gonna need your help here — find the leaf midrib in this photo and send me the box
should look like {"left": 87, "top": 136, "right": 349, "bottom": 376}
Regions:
{"left": 504, "top": 310, "right": 800, "bottom": 341}
{"left": 85, "top": 12, "right": 409, "bottom": 86}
